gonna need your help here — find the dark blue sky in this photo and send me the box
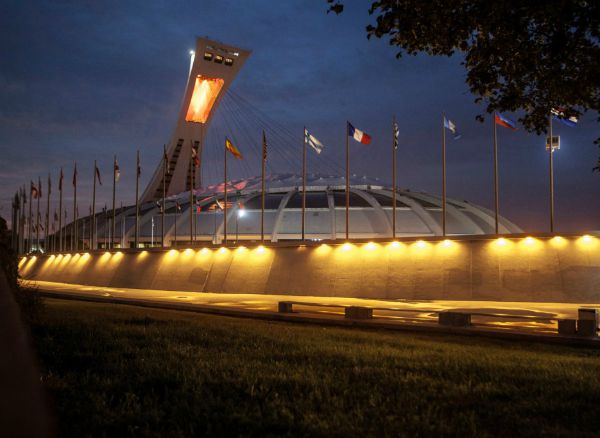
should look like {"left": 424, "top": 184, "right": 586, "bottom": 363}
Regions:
{"left": 1, "top": 0, "right": 598, "bottom": 232}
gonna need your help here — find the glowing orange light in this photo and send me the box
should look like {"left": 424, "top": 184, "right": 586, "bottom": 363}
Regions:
{"left": 256, "top": 245, "right": 265, "bottom": 254}
{"left": 582, "top": 235, "right": 593, "bottom": 244}
{"left": 185, "top": 76, "right": 224, "bottom": 123}
{"left": 496, "top": 237, "right": 507, "bottom": 247}
{"left": 441, "top": 239, "right": 452, "bottom": 248}
{"left": 341, "top": 243, "right": 353, "bottom": 252}
{"left": 219, "top": 247, "right": 227, "bottom": 254}
{"left": 390, "top": 241, "right": 400, "bottom": 249}
{"left": 415, "top": 240, "right": 426, "bottom": 249}
{"left": 364, "top": 242, "right": 376, "bottom": 251}
{"left": 524, "top": 237, "right": 534, "bottom": 246}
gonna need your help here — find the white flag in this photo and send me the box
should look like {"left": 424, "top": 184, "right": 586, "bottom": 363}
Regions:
{"left": 304, "top": 128, "right": 325, "bottom": 154}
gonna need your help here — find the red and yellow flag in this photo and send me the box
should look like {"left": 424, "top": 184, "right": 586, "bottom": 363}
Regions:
{"left": 225, "top": 138, "right": 243, "bottom": 160}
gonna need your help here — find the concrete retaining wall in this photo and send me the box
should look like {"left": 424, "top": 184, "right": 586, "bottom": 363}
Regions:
{"left": 19, "top": 236, "right": 600, "bottom": 303}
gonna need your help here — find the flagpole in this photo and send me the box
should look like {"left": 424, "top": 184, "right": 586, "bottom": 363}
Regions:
{"left": 17, "top": 193, "right": 22, "bottom": 252}
{"left": 224, "top": 138, "right": 228, "bottom": 245}
{"left": 162, "top": 145, "right": 166, "bottom": 248}
{"left": 135, "top": 150, "right": 140, "bottom": 249}
{"left": 92, "top": 160, "right": 97, "bottom": 250}
{"left": 392, "top": 115, "right": 397, "bottom": 240}
{"left": 193, "top": 142, "right": 197, "bottom": 242}
{"left": 36, "top": 177, "right": 41, "bottom": 250}
{"left": 345, "top": 122, "right": 350, "bottom": 241}
{"left": 11, "top": 193, "right": 17, "bottom": 252}
{"left": 112, "top": 155, "right": 117, "bottom": 249}
{"left": 64, "top": 209, "right": 67, "bottom": 251}
{"left": 11, "top": 193, "right": 16, "bottom": 252}
{"left": 189, "top": 148, "right": 193, "bottom": 244}
{"left": 28, "top": 183, "right": 33, "bottom": 252}
{"left": 46, "top": 174, "right": 50, "bottom": 251}
{"left": 75, "top": 203, "right": 79, "bottom": 251}
{"left": 104, "top": 206, "right": 108, "bottom": 249}
{"left": 261, "top": 130, "right": 266, "bottom": 243}
{"left": 88, "top": 206, "right": 92, "bottom": 249}
{"left": 174, "top": 204, "right": 178, "bottom": 244}
{"left": 442, "top": 113, "right": 447, "bottom": 237}
{"left": 302, "top": 126, "right": 307, "bottom": 241}
{"left": 72, "top": 164, "right": 76, "bottom": 251}
{"left": 493, "top": 113, "right": 499, "bottom": 234}
{"left": 549, "top": 114, "right": 555, "bottom": 233}
{"left": 120, "top": 201, "right": 123, "bottom": 248}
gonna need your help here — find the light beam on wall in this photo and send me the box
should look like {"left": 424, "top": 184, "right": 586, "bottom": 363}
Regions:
{"left": 185, "top": 76, "right": 224, "bottom": 123}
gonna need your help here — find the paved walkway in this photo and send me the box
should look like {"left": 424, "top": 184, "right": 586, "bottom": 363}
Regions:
{"left": 31, "top": 280, "right": 600, "bottom": 336}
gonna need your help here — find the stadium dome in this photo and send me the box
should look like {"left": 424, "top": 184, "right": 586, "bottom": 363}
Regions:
{"left": 77, "top": 174, "right": 522, "bottom": 248}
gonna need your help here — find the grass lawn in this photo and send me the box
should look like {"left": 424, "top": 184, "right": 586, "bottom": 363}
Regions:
{"left": 30, "top": 298, "right": 600, "bottom": 436}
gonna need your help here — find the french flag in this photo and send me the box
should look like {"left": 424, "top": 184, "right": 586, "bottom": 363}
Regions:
{"left": 348, "top": 122, "right": 372, "bottom": 144}
{"left": 495, "top": 112, "right": 518, "bottom": 131}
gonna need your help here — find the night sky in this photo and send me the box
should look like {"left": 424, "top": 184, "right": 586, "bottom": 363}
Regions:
{"left": 1, "top": 0, "right": 598, "bottom": 232}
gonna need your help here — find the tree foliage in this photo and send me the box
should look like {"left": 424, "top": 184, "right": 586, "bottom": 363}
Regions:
{"left": 327, "top": 1, "right": 600, "bottom": 156}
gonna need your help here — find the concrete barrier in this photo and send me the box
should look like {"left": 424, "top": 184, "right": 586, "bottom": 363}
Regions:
{"left": 557, "top": 319, "right": 577, "bottom": 335}
{"left": 278, "top": 301, "right": 293, "bottom": 313}
{"left": 439, "top": 311, "right": 471, "bottom": 327}
{"left": 19, "top": 236, "right": 600, "bottom": 303}
{"left": 345, "top": 306, "right": 373, "bottom": 320}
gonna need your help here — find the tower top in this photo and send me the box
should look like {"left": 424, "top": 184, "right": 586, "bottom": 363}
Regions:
{"left": 140, "top": 37, "right": 251, "bottom": 203}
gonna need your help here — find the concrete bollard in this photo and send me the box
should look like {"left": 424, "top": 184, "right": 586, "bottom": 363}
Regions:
{"left": 439, "top": 311, "right": 471, "bottom": 327}
{"left": 577, "top": 319, "right": 598, "bottom": 337}
{"left": 557, "top": 319, "right": 577, "bottom": 336}
{"left": 577, "top": 308, "right": 598, "bottom": 337}
{"left": 345, "top": 306, "right": 373, "bottom": 320}
{"left": 278, "top": 301, "right": 294, "bottom": 313}
{"left": 578, "top": 308, "right": 599, "bottom": 323}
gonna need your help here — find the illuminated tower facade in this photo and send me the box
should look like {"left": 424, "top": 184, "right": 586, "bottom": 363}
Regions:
{"left": 140, "top": 37, "right": 251, "bottom": 203}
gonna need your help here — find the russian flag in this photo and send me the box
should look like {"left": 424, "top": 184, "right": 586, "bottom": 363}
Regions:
{"left": 495, "top": 112, "right": 518, "bottom": 130}
{"left": 348, "top": 122, "right": 372, "bottom": 144}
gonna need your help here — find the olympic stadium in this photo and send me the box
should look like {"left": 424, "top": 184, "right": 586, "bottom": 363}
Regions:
{"left": 70, "top": 173, "right": 521, "bottom": 248}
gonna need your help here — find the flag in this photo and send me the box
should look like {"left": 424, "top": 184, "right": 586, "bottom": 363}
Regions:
{"left": 95, "top": 165, "right": 102, "bottom": 185}
{"left": 47, "top": 174, "right": 51, "bottom": 196}
{"left": 225, "top": 138, "right": 243, "bottom": 159}
{"left": 38, "top": 178, "right": 42, "bottom": 198}
{"left": 393, "top": 122, "right": 399, "bottom": 149}
{"left": 30, "top": 180, "right": 39, "bottom": 199}
{"left": 262, "top": 130, "right": 267, "bottom": 161}
{"left": 114, "top": 159, "right": 120, "bottom": 182}
{"left": 164, "top": 146, "right": 170, "bottom": 174}
{"left": 137, "top": 154, "right": 141, "bottom": 177}
{"left": 59, "top": 168, "right": 64, "bottom": 191}
{"left": 348, "top": 122, "right": 372, "bottom": 144}
{"left": 551, "top": 107, "right": 578, "bottom": 127}
{"left": 305, "top": 128, "right": 324, "bottom": 154}
{"left": 495, "top": 112, "right": 518, "bottom": 130}
{"left": 72, "top": 165, "right": 77, "bottom": 187}
{"left": 444, "top": 116, "right": 462, "bottom": 140}
{"left": 191, "top": 146, "right": 200, "bottom": 168}
{"left": 176, "top": 200, "right": 182, "bottom": 212}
